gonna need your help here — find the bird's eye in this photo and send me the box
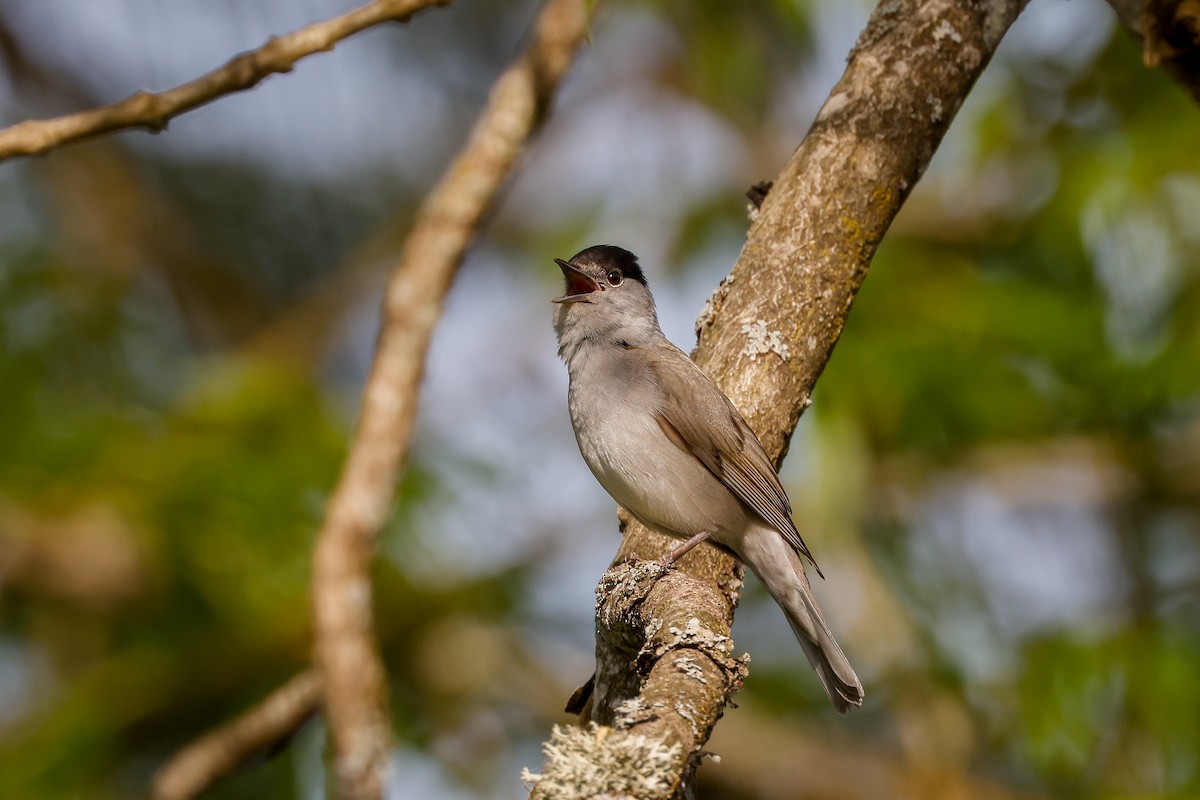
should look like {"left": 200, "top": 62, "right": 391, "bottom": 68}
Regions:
{"left": 606, "top": 270, "right": 623, "bottom": 286}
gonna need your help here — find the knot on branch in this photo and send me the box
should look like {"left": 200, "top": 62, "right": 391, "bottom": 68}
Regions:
{"left": 128, "top": 91, "right": 170, "bottom": 133}
{"left": 595, "top": 560, "right": 671, "bottom": 652}
{"left": 595, "top": 561, "right": 745, "bottom": 676}
{"left": 694, "top": 274, "right": 735, "bottom": 341}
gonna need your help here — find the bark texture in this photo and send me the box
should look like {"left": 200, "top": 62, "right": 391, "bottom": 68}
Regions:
{"left": 527, "top": 0, "right": 1029, "bottom": 797}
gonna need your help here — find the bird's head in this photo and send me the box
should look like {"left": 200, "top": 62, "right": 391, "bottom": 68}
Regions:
{"left": 551, "top": 244, "right": 659, "bottom": 356}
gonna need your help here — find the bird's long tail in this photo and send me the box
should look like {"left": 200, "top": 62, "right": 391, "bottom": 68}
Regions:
{"left": 741, "top": 526, "right": 864, "bottom": 713}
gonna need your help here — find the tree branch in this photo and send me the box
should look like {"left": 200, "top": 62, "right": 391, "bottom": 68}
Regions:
{"left": 1106, "top": 0, "right": 1200, "bottom": 103}
{"left": 0, "top": 0, "right": 449, "bottom": 163}
{"left": 150, "top": 671, "right": 322, "bottom": 800}
{"left": 309, "top": 1, "right": 597, "bottom": 798}
{"left": 527, "top": 0, "right": 1029, "bottom": 796}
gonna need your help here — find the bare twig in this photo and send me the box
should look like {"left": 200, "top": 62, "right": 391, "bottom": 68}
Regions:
{"left": 527, "top": 0, "right": 1031, "bottom": 797}
{"left": 0, "top": 0, "right": 449, "bottom": 163}
{"left": 150, "top": 671, "right": 322, "bottom": 800}
{"left": 309, "top": 1, "right": 597, "bottom": 798}
{"left": 0, "top": 15, "right": 278, "bottom": 347}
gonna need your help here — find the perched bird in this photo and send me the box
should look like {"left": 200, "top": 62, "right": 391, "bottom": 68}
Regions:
{"left": 552, "top": 244, "right": 863, "bottom": 713}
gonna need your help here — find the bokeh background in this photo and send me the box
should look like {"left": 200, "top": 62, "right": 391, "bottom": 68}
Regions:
{"left": 1, "top": 0, "right": 1198, "bottom": 798}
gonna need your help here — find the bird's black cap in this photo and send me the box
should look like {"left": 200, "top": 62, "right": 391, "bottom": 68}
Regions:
{"left": 567, "top": 245, "right": 647, "bottom": 286}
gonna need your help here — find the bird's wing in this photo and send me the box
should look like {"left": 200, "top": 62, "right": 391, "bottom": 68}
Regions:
{"left": 647, "top": 345, "right": 822, "bottom": 576}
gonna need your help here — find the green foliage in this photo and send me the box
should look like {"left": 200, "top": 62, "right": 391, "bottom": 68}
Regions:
{"left": 811, "top": 25, "right": 1200, "bottom": 799}
{"left": 0, "top": 225, "right": 532, "bottom": 798}
{"left": 1018, "top": 629, "right": 1200, "bottom": 797}
{"left": 657, "top": 0, "right": 813, "bottom": 121}
{"left": 0, "top": 249, "right": 340, "bottom": 795}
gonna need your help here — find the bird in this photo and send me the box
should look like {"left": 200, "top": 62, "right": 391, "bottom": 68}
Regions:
{"left": 551, "top": 244, "right": 863, "bottom": 713}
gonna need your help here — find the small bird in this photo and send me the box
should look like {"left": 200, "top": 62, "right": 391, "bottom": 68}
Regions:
{"left": 552, "top": 244, "right": 863, "bottom": 713}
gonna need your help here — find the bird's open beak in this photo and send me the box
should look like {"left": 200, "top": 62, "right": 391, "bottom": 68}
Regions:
{"left": 552, "top": 258, "right": 600, "bottom": 304}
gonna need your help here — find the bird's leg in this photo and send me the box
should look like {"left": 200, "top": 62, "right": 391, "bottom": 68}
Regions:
{"left": 660, "top": 531, "right": 712, "bottom": 567}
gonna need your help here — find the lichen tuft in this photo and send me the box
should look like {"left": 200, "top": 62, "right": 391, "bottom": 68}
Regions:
{"left": 522, "top": 723, "right": 681, "bottom": 800}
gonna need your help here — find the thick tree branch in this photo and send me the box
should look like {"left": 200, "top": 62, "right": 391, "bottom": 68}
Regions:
{"left": 150, "top": 671, "right": 322, "bottom": 800}
{"left": 1106, "top": 0, "right": 1200, "bottom": 103}
{"left": 0, "top": 0, "right": 448, "bottom": 163}
{"left": 527, "top": 0, "right": 1029, "bottom": 797}
{"left": 310, "top": 1, "right": 597, "bottom": 798}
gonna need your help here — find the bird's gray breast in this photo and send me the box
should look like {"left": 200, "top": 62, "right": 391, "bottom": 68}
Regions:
{"left": 565, "top": 343, "right": 746, "bottom": 539}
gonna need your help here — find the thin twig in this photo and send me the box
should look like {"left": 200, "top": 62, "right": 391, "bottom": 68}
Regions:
{"left": 309, "top": 1, "right": 597, "bottom": 798}
{"left": 0, "top": 0, "right": 449, "bottom": 163}
{"left": 150, "top": 671, "right": 322, "bottom": 800}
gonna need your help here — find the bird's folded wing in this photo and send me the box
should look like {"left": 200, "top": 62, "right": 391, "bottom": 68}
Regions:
{"left": 648, "top": 348, "right": 822, "bottom": 575}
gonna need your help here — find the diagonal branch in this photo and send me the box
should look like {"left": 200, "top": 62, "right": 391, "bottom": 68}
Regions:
{"left": 309, "top": 1, "right": 598, "bottom": 798}
{"left": 528, "top": 0, "right": 1029, "bottom": 797}
{"left": 150, "top": 671, "right": 322, "bottom": 800}
{"left": 0, "top": 0, "right": 449, "bottom": 163}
